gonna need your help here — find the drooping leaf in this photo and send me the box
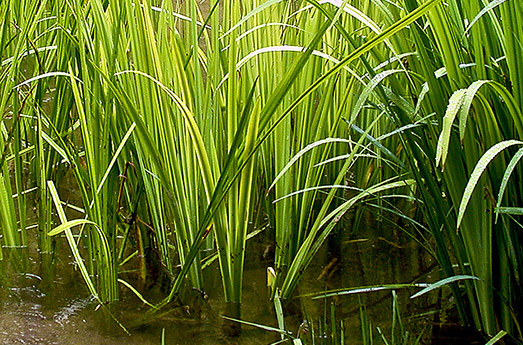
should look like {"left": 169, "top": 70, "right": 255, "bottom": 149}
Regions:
{"left": 457, "top": 140, "right": 523, "bottom": 229}
{"left": 118, "top": 279, "right": 157, "bottom": 308}
{"left": 464, "top": 0, "right": 509, "bottom": 36}
{"left": 411, "top": 275, "right": 480, "bottom": 299}
{"left": 436, "top": 89, "right": 466, "bottom": 169}
{"left": 495, "top": 147, "right": 523, "bottom": 221}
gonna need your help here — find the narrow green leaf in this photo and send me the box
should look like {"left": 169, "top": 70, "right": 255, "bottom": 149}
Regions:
{"left": 464, "top": 0, "right": 509, "bottom": 36}
{"left": 269, "top": 138, "right": 351, "bottom": 192}
{"left": 41, "top": 131, "right": 70, "bottom": 164}
{"left": 47, "top": 181, "right": 99, "bottom": 299}
{"left": 350, "top": 70, "right": 403, "bottom": 122}
{"left": 495, "top": 147, "right": 523, "bottom": 221}
{"left": 96, "top": 122, "right": 136, "bottom": 194}
{"left": 14, "top": 72, "right": 82, "bottom": 89}
{"left": 221, "top": 316, "right": 292, "bottom": 335}
{"left": 494, "top": 207, "right": 523, "bottom": 215}
{"left": 459, "top": 80, "right": 490, "bottom": 140}
{"left": 485, "top": 330, "right": 508, "bottom": 345}
{"left": 411, "top": 275, "right": 480, "bottom": 299}
{"left": 274, "top": 290, "right": 285, "bottom": 340}
{"left": 457, "top": 140, "right": 523, "bottom": 228}
{"left": 436, "top": 89, "right": 466, "bottom": 169}
{"left": 219, "top": 0, "right": 284, "bottom": 39}
{"left": 118, "top": 279, "right": 157, "bottom": 309}
{"left": 310, "top": 284, "right": 430, "bottom": 299}
{"left": 48, "top": 219, "right": 97, "bottom": 237}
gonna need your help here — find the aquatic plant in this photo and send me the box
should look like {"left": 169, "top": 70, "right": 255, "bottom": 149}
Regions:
{"left": 0, "top": 0, "right": 522, "bottom": 342}
{"left": 261, "top": 0, "right": 523, "bottom": 340}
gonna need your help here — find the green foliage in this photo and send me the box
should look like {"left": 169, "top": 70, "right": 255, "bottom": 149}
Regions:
{"left": 361, "top": 292, "right": 425, "bottom": 345}
{"left": 1, "top": 0, "right": 523, "bottom": 342}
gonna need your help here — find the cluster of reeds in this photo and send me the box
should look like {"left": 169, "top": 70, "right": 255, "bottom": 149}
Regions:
{"left": 1, "top": 0, "right": 522, "bottom": 342}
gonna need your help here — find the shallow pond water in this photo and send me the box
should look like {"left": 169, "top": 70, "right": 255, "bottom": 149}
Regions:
{"left": 0, "top": 256, "right": 284, "bottom": 345}
{"left": 0, "top": 210, "right": 436, "bottom": 345}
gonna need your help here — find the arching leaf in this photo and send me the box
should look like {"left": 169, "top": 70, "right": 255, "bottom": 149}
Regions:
{"left": 436, "top": 89, "right": 466, "bottom": 169}
{"left": 495, "top": 147, "right": 523, "bottom": 222}
{"left": 411, "top": 275, "right": 480, "bottom": 299}
{"left": 457, "top": 140, "right": 523, "bottom": 229}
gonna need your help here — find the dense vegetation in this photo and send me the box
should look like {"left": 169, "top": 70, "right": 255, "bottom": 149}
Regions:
{"left": 1, "top": 0, "right": 522, "bottom": 342}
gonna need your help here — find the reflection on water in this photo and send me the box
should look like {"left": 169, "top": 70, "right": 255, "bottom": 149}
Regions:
{"left": 0, "top": 259, "right": 282, "bottom": 345}
{"left": 0, "top": 211, "right": 435, "bottom": 345}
